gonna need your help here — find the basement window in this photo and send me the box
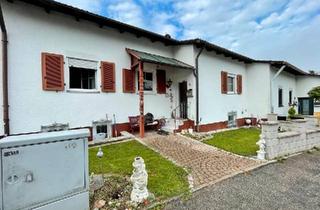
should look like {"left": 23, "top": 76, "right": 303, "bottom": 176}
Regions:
{"left": 68, "top": 57, "right": 97, "bottom": 90}
{"left": 228, "top": 111, "right": 237, "bottom": 128}
{"left": 92, "top": 119, "right": 112, "bottom": 142}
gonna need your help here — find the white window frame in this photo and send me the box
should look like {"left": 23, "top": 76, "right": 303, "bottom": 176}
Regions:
{"left": 227, "top": 73, "right": 236, "bottom": 94}
{"left": 66, "top": 57, "right": 99, "bottom": 93}
{"left": 136, "top": 69, "right": 156, "bottom": 94}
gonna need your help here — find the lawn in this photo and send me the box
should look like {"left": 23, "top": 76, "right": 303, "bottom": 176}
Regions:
{"left": 204, "top": 128, "right": 261, "bottom": 156}
{"left": 89, "top": 140, "right": 189, "bottom": 199}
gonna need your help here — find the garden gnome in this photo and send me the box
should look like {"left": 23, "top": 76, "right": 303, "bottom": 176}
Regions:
{"left": 130, "top": 157, "right": 149, "bottom": 203}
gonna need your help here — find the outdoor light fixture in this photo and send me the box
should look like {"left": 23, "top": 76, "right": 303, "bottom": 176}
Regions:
{"left": 166, "top": 79, "right": 173, "bottom": 88}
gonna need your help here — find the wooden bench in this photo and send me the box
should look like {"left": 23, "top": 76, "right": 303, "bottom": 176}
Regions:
{"left": 128, "top": 115, "right": 161, "bottom": 133}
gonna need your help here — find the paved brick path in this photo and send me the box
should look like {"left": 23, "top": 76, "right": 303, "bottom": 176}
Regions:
{"left": 139, "top": 133, "right": 262, "bottom": 188}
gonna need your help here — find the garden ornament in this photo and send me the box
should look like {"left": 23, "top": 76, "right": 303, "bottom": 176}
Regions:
{"left": 130, "top": 156, "right": 149, "bottom": 203}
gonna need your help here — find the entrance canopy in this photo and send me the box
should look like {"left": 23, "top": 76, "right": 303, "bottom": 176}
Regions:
{"left": 125, "top": 48, "right": 194, "bottom": 138}
{"left": 126, "top": 48, "right": 194, "bottom": 70}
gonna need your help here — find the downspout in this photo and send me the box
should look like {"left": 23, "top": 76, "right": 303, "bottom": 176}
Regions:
{"left": 0, "top": 4, "right": 9, "bottom": 135}
{"left": 194, "top": 46, "right": 204, "bottom": 132}
{"left": 270, "top": 65, "right": 286, "bottom": 113}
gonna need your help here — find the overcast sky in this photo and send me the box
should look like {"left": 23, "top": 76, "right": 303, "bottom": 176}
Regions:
{"left": 57, "top": 0, "right": 320, "bottom": 71}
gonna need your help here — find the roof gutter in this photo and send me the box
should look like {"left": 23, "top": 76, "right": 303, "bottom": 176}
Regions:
{"left": 194, "top": 46, "right": 204, "bottom": 131}
{"left": 0, "top": 4, "right": 9, "bottom": 135}
{"left": 270, "top": 65, "right": 286, "bottom": 113}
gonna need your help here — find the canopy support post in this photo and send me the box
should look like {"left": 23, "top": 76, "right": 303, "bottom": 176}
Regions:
{"left": 139, "top": 62, "right": 145, "bottom": 138}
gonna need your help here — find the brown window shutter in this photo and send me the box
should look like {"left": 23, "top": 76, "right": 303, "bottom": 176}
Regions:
{"left": 237, "top": 74, "right": 242, "bottom": 94}
{"left": 221, "top": 71, "right": 227, "bottom": 94}
{"left": 42, "top": 53, "right": 64, "bottom": 91}
{"left": 122, "top": 68, "right": 135, "bottom": 93}
{"left": 101, "top": 61, "right": 115, "bottom": 92}
{"left": 156, "top": 70, "right": 166, "bottom": 94}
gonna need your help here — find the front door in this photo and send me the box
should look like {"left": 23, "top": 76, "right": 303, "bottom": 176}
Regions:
{"left": 179, "top": 81, "right": 188, "bottom": 119}
{"left": 298, "top": 97, "right": 314, "bottom": 115}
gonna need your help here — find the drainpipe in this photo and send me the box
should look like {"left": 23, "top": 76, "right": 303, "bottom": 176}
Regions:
{"left": 270, "top": 65, "right": 286, "bottom": 113}
{"left": 194, "top": 46, "right": 204, "bottom": 132}
{"left": 0, "top": 4, "right": 9, "bottom": 135}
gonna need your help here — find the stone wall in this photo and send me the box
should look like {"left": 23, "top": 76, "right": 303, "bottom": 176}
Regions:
{"left": 279, "top": 117, "right": 319, "bottom": 132}
{"left": 257, "top": 120, "right": 320, "bottom": 160}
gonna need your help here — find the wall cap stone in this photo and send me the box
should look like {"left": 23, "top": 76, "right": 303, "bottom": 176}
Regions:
{"left": 261, "top": 121, "right": 278, "bottom": 125}
{"left": 278, "top": 131, "right": 300, "bottom": 139}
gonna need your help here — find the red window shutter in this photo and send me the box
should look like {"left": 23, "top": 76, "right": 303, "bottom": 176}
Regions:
{"left": 237, "top": 74, "right": 242, "bottom": 94}
{"left": 122, "top": 69, "right": 135, "bottom": 93}
{"left": 101, "top": 61, "right": 115, "bottom": 92}
{"left": 41, "top": 53, "right": 64, "bottom": 91}
{"left": 156, "top": 70, "right": 166, "bottom": 94}
{"left": 221, "top": 71, "right": 227, "bottom": 94}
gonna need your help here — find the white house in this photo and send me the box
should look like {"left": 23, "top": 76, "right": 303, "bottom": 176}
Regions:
{"left": 0, "top": 0, "right": 319, "bottom": 139}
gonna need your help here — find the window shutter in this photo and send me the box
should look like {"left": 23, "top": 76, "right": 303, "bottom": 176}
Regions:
{"left": 237, "top": 74, "right": 242, "bottom": 94}
{"left": 221, "top": 71, "right": 227, "bottom": 94}
{"left": 122, "top": 69, "right": 135, "bottom": 93}
{"left": 101, "top": 61, "right": 115, "bottom": 92}
{"left": 156, "top": 70, "right": 166, "bottom": 94}
{"left": 42, "top": 53, "right": 64, "bottom": 91}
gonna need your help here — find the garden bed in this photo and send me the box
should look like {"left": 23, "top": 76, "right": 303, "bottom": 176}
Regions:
{"left": 89, "top": 140, "right": 189, "bottom": 208}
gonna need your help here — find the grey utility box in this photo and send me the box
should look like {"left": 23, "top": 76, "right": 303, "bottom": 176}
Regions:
{"left": 0, "top": 129, "right": 90, "bottom": 210}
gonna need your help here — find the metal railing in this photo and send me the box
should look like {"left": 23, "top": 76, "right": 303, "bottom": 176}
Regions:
{"left": 171, "top": 102, "right": 188, "bottom": 120}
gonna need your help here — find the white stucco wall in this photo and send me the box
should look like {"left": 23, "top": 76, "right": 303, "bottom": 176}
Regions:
{"left": 2, "top": 1, "right": 194, "bottom": 135}
{"left": 173, "top": 45, "right": 195, "bottom": 67}
{"left": 246, "top": 63, "right": 271, "bottom": 119}
{"left": 198, "top": 51, "right": 248, "bottom": 124}
{"left": 271, "top": 67, "right": 297, "bottom": 116}
{"left": 296, "top": 75, "right": 320, "bottom": 97}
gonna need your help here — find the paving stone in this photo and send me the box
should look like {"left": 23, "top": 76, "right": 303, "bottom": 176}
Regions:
{"left": 139, "top": 133, "right": 260, "bottom": 188}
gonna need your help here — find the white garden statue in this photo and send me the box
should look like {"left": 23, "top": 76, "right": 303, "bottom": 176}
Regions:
{"left": 130, "top": 156, "right": 149, "bottom": 203}
{"left": 256, "top": 134, "right": 266, "bottom": 160}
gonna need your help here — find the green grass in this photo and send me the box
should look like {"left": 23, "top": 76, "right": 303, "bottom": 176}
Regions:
{"left": 204, "top": 128, "right": 261, "bottom": 156}
{"left": 89, "top": 140, "right": 189, "bottom": 199}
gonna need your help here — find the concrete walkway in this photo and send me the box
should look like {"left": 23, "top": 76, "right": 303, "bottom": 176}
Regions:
{"left": 138, "top": 133, "right": 262, "bottom": 189}
{"left": 166, "top": 151, "right": 320, "bottom": 210}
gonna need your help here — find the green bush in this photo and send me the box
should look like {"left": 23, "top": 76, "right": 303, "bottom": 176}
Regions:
{"left": 288, "top": 106, "right": 296, "bottom": 118}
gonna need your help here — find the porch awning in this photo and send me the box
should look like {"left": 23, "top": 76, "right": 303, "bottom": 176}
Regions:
{"left": 126, "top": 48, "right": 195, "bottom": 70}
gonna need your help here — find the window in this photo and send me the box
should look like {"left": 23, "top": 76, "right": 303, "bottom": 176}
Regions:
{"left": 278, "top": 88, "right": 283, "bottom": 107}
{"left": 96, "top": 125, "right": 108, "bottom": 137}
{"left": 68, "top": 57, "right": 97, "bottom": 90}
{"left": 227, "top": 74, "right": 235, "bottom": 93}
{"left": 69, "top": 67, "right": 96, "bottom": 89}
{"left": 92, "top": 119, "right": 112, "bottom": 141}
{"left": 289, "top": 90, "right": 293, "bottom": 105}
{"left": 137, "top": 71, "right": 154, "bottom": 91}
{"left": 228, "top": 111, "right": 237, "bottom": 127}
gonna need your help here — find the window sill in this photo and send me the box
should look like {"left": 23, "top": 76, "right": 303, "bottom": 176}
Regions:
{"left": 67, "top": 89, "right": 100, "bottom": 94}
{"left": 227, "top": 92, "right": 237, "bottom": 95}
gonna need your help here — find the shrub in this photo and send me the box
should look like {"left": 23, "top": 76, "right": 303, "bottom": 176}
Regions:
{"left": 288, "top": 106, "right": 296, "bottom": 118}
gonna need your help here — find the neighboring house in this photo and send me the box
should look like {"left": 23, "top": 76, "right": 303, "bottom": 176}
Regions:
{"left": 0, "top": 0, "right": 319, "bottom": 139}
